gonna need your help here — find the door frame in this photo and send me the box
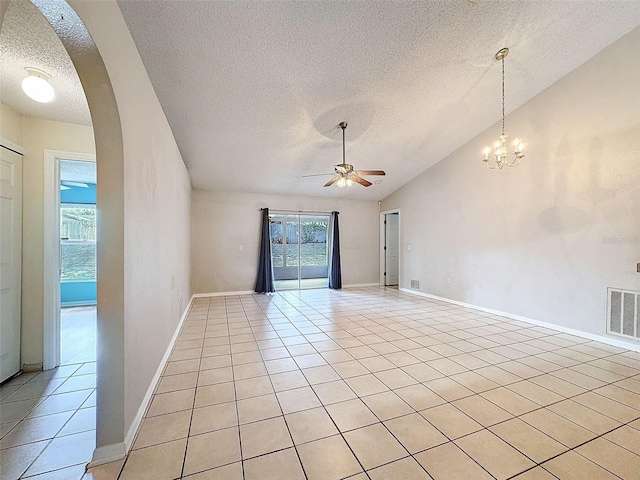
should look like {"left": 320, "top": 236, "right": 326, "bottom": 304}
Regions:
{"left": 43, "top": 149, "right": 96, "bottom": 370}
{"left": 270, "top": 212, "right": 331, "bottom": 290}
{"left": 379, "top": 208, "right": 401, "bottom": 286}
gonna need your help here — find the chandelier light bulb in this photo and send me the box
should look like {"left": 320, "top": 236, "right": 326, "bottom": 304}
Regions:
{"left": 22, "top": 68, "right": 55, "bottom": 103}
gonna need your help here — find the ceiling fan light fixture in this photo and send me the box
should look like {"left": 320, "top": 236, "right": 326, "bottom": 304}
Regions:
{"left": 336, "top": 176, "right": 353, "bottom": 188}
{"left": 22, "top": 67, "right": 55, "bottom": 103}
{"left": 313, "top": 121, "right": 385, "bottom": 188}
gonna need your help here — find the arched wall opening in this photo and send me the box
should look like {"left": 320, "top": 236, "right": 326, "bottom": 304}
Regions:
{"left": 3, "top": 0, "right": 192, "bottom": 466}
{"left": 1, "top": 0, "right": 125, "bottom": 462}
{"left": 30, "top": 0, "right": 126, "bottom": 462}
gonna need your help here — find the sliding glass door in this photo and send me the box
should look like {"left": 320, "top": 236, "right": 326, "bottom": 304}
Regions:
{"left": 270, "top": 213, "right": 330, "bottom": 290}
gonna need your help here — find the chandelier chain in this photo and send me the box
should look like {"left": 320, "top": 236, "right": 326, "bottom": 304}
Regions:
{"left": 501, "top": 56, "right": 505, "bottom": 135}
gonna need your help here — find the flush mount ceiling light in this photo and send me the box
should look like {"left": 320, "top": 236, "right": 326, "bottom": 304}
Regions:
{"left": 482, "top": 48, "right": 524, "bottom": 169}
{"left": 22, "top": 67, "right": 55, "bottom": 103}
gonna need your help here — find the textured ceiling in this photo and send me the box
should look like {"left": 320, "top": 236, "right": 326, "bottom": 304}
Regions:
{"left": 117, "top": 0, "right": 640, "bottom": 200}
{"left": 0, "top": 0, "right": 91, "bottom": 126}
{"left": 2, "top": 1, "right": 639, "bottom": 200}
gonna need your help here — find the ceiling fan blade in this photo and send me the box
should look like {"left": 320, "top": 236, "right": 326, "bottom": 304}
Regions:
{"left": 354, "top": 170, "right": 385, "bottom": 176}
{"left": 352, "top": 175, "right": 372, "bottom": 187}
{"left": 323, "top": 176, "right": 341, "bottom": 187}
{"left": 302, "top": 173, "right": 335, "bottom": 177}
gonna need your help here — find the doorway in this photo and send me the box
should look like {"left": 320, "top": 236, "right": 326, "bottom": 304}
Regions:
{"left": 270, "top": 213, "right": 330, "bottom": 290}
{"left": 380, "top": 210, "right": 400, "bottom": 287}
{"left": 59, "top": 159, "right": 97, "bottom": 365}
{"left": 43, "top": 152, "right": 97, "bottom": 370}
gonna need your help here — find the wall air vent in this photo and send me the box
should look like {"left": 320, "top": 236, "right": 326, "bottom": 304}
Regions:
{"left": 410, "top": 280, "right": 420, "bottom": 290}
{"left": 607, "top": 288, "right": 640, "bottom": 340}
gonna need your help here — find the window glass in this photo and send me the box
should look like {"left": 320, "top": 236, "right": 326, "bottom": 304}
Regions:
{"left": 61, "top": 205, "right": 96, "bottom": 281}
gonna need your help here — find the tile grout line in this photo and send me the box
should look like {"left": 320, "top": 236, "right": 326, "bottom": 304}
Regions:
{"left": 76, "top": 289, "right": 640, "bottom": 479}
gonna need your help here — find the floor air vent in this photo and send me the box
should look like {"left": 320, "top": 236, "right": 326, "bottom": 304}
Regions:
{"left": 410, "top": 280, "right": 420, "bottom": 289}
{"left": 608, "top": 288, "right": 640, "bottom": 340}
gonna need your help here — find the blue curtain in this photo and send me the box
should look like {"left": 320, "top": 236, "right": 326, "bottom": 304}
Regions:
{"left": 328, "top": 211, "right": 342, "bottom": 289}
{"left": 255, "top": 208, "right": 275, "bottom": 293}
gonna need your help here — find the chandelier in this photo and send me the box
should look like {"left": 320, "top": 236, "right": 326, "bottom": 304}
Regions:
{"left": 482, "top": 48, "right": 524, "bottom": 169}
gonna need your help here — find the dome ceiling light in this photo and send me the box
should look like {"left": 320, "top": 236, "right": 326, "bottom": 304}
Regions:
{"left": 22, "top": 67, "right": 55, "bottom": 103}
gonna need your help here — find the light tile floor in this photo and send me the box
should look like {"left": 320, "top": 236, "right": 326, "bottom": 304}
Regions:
{"left": 93, "top": 287, "right": 640, "bottom": 480}
{"left": 7, "top": 289, "right": 640, "bottom": 479}
{"left": 0, "top": 307, "right": 96, "bottom": 480}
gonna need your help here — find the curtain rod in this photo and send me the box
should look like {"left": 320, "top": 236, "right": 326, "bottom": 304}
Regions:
{"left": 261, "top": 208, "right": 338, "bottom": 215}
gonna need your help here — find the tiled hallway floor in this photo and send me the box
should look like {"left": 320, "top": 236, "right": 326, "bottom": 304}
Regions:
{"left": 92, "top": 287, "right": 640, "bottom": 480}
{"left": 0, "top": 308, "right": 96, "bottom": 480}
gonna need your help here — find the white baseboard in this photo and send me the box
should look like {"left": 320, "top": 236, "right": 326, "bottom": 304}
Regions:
{"left": 88, "top": 296, "right": 194, "bottom": 467}
{"left": 87, "top": 442, "right": 126, "bottom": 468}
{"left": 122, "top": 295, "right": 195, "bottom": 451}
{"left": 344, "top": 283, "right": 382, "bottom": 288}
{"left": 399, "top": 288, "right": 640, "bottom": 353}
{"left": 193, "top": 290, "right": 255, "bottom": 297}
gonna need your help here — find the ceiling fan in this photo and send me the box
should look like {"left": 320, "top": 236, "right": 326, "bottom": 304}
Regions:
{"left": 304, "top": 122, "right": 385, "bottom": 187}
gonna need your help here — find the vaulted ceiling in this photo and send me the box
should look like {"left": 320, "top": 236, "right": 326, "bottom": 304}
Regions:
{"left": 2, "top": 1, "right": 640, "bottom": 200}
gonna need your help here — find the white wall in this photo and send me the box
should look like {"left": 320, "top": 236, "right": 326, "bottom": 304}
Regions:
{"left": 191, "top": 190, "right": 380, "bottom": 293}
{"left": 0, "top": 103, "right": 24, "bottom": 146}
{"left": 381, "top": 27, "right": 640, "bottom": 340}
{"left": 0, "top": 107, "right": 96, "bottom": 369}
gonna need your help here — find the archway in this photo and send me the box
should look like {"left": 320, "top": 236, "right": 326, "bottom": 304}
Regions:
{"left": 1, "top": 0, "right": 127, "bottom": 465}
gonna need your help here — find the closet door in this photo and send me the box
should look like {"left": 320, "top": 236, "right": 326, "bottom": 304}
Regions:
{"left": 1, "top": 146, "right": 23, "bottom": 382}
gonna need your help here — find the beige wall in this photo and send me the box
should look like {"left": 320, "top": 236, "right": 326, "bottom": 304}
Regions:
{"left": 381, "top": 27, "right": 640, "bottom": 340}
{"left": 0, "top": 103, "right": 24, "bottom": 146}
{"left": 19, "top": 113, "right": 95, "bottom": 368}
{"left": 191, "top": 190, "right": 380, "bottom": 293}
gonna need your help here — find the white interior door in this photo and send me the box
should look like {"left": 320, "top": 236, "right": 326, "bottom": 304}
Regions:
{"left": 385, "top": 213, "right": 399, "bottom": 286}
{"left": 0, "top": 146, "right": 23, "bottom": 383}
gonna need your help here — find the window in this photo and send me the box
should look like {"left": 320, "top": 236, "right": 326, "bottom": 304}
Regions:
{"left": 270, "top": 214, "right": 329, "bottom": 290}
{"left": 60, "top": 204, "right": 96, "bottom": 281}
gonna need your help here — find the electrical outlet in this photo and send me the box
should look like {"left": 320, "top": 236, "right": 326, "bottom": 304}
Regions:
{"left": 446, "top": 277, "right": 451, "bottom": 284}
